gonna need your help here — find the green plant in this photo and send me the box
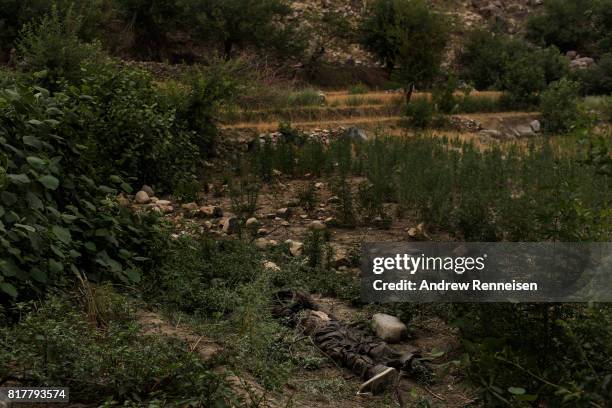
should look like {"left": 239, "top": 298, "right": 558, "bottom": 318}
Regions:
{"left": 360, "top": 0, "right": 450, "bottom": 102}
{"left": 297, "top": 182, "right": 317, "bottom": 211}
{"left": 16, "top": 5, "right": 102, "bottom": 90}
{"left": 0, "top": 84, "right": 166, "bottom": 302}
{"left": 348, "top": 83, "right": 369, "bottom": 94}
{"left": 403, "top": 97, "right": 434, "bottom": 129}
{"left": 0, "top": 295, "right": 235, "bottom": 405}
{"left": 540, "top": 78, "right": 581, "bottom": 134}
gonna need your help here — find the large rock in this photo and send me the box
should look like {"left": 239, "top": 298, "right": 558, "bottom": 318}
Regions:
{"left": 134, "top": 190, "right": 151, "bottom": 204}
{"left": 222, "top": 216, "right": 239, "bottom": 235}
{"left": 245, "top": 217, "right": 260, "bottom": 229}
{"left": 309, "top": 220, "right": 327, "bottom": 231}
{"left": 371, "top": 314, "right": 407, "bottom": 343}
{"left": 286, "top": 240, "right": 304, "bottom": 257}
{"left": 199, "top": 205, "right": 223, "bottom": 218}
{"left": 344, "top": 126, "right": 368, "bottom": 142}
{"left": 141, "top": 184, "right": 155, "bottom": 197}
{"left": 570, "top": 57, "right": 595, "bottom": 70}
{"left": 530, "top": 120, "right": 541, "bottom": 133}
{"left": 514, "top": 125, "right": 535, "bottom": 138}
{"left": 276, "top": 207, "right": 292, "bottom": 219}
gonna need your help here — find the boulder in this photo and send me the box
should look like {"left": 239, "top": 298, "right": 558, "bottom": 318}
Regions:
{"left": 263, "top": 260, "right": 281, "bottom": 272}
{"left": 287, "top": 240, "right": 304, "bottom": 257}
{"left": 141, "top": 185, "right": 155, "bottom": 197}
{"left": 199, "top": 205, "right": 223, "bottom": 218}
{"left": 254, "top": 238, "right": 276, "bottom": 250}
{"left": 245, "top": 217, "right": 260, "bottom": 229}
{"left": 344, "top": 126, "right": 368, "bottom": 142}
{"left": 530, "top": 119, "right": 541, "bottom": 133}
{"left": 371, "top": 314, "right": 407, "bottom": 343}
{"left": 570, "top": 57, "right": 595, "bottom": 70}
{"left": 276, "top": 207, "right": 292, "bottom": 219}
{"left": 134, "top": 190, "right": 151, "bottom": 204}
{"left": 309, "top": 220, "right": 327, "bottom": 231}
{"left": 515, "top": 125, "right": 535, "bottom": 138}
{"left": 222, "top": 216, "right": 239, "bottom": 235}
{"left": 257, "top": 227, "right": 270, "bottom": 236}
{"left": 156, "top": 200, "right": 172, "bottom": 206}
{"left": 327, "top": 196, "right": 341, "bottom": 204}
{"left": 181, "top": 202, "right": 198, "bottom": 211}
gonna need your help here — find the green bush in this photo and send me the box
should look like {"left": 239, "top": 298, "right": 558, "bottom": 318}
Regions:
{"left": 574, "top": 53, "right": 612, "bottom": 95}
{"left": 0, "top": 295, "right": 234, "bottom": 405}
{"left": 16, "top": 5, "right": 103, "bottom": 90}
{"left": 348, "top": 83, "right": 369, "bottom": 94}
{"left": 403, "top": 97, "right": 434, "bottom": 129}
{"left": 0, "top": 84, "right": 165, "bottom": 301}
{"left": 540, "top": 78, "right": 581, "bottom": 134}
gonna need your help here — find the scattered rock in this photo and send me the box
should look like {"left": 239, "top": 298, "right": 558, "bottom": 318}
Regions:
{"left": 309, "top": 220, "right": 327, "bottom": 231}
{"left": 287, "top": 240, "right": 304, "bottom": 257}
{"left": 515, "top": 125, "right": 536, "bottom": 138}
{"left": 157, "top": 200, "right": 172, "bottom": 206}
{"left": 530, "top": 119, "right": 541, "bottom": 133}
{"left": 199, "top": 205, "right": 223, "bottom": 218}
{"left": 181, "top": 202, "right": 198, "bottom": 211}
{"left": 141, "top": 184, "right": 155, "bottom": 197}
{"left": 245, "top": 217, "right": 260, "bottom": 229}
{"left": 134, "top": 190, "right": 151, "bottom": 204}
{"left": 327, "top": 196, "right": 340, "bottom": 204}
{"left": 315, "top": 182, "right": 325, "bottom": 189}
{"left": 263, "top": 260, "right": 281, "bottom": 272}
{"left": 479, "top": 129, "right": 503, "bottom": 139}
{"left": 344, "top": 126, "right": 368, "bottom": 142}
{"left": 276, "top": 207, "right": 292, "bottom": 219}
{"left": 570, "top": 57, "right": 595, "bottom": 70}
{"left": 257, "top": 228, "right": 270, "bottom": 236}
{"left": 254, "top": 238, "right": 276, "bottom": 250}
{"left": 222, "top": 216, "right": 239, "bottom": 235}
{"left": 371, "top": 314, "right": 407, "bottom": 343}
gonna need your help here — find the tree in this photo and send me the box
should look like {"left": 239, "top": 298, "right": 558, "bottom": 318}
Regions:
{"left": 196, "top": 0, "right": 305, "bottom": 60}
{"left": 359, "top": 0, "right": 450, "bottom": 102}
{"left": 540, "top": 78, "right": 580, "bottom": 133}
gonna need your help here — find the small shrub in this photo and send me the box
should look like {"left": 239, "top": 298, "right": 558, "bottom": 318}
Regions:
{"left": 403, "top": 97, "right": 434, "bottom": 129}
{"left": 287, "top": 88, "right": 323, "bottom": 107}
{"left": 16, "top": 5, "right": 102, "bottom": 90}
{"left": 297, "top": 182, "right": 318, "bottom": 211}
{"left": 348, "top": 83, "right": 369, "bottom": 94}
{"left": 540, "top": 78, "right": 581, "bottom": 134}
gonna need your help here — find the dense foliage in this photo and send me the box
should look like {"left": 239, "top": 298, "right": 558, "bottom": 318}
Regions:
{"left": 360, "top": 0, "right": 450, "bottom": 101}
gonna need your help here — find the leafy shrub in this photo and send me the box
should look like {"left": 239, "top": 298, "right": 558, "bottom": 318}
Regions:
{"left": 287, "top": 88, "right": 324, "bottom": 107}
{"left": 16, "top": 5, "right": 102, "bottom": 90}
{"left": 540, "top": 78, "right": 581, "bottom": 134}
{"left": 432, "top": 74, "right": 458, "bottom": 114}
{"left": 0, "top": 84, "right": 165, "bottom": 302}
{"left": 403, "top": 97, "right": 434, "bottom": 129}
{"left": 348, "top": 83, "right": 369, "bottom": 94}
{"left": 0, "top": 295, "right": 234, "bottom": 405}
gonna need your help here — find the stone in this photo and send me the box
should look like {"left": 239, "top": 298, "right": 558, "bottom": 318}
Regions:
{"left": 276, "top": 207, "right": 292, "bottom": 219}
{"left": 371, "top": 314, "right": 407, "bottom": 343}
{"left": 141, "top": 184, "right": 155, "bottom": 197}
{"left": 530, "top": 119, "right": 541, "bottom": 133}
{"left": 327, "top": 196, "right": 340, "bottom": 204}
{"left": 287, "top": 240, "right": 304, "bottom": 257}
{"left": 479, "top": 129, "right": 503, "bottom": 139}
{"left": 570, "top": 57, "right": 595, "bottom": 70}
{"left": 566, "top": 50, "right": 578, "bottom": 60}
{"left": 134, "top": 190, "right": 151, "bottom": 204}
{"left": 344, "top": 126, "right": 368, "bottom": 142}
{"left": 150, "top": 197, "right": 158, "bottom": 203}
{"left": 245, "top": 217, "right": 260, "bottom": 229}
{"left": 515, "top": 125, "right": 535, "bottom": 138}
{"left": 324, "top": 217, "right": 338, "bottom": 227}
{"left": 181, "top": 202, "right": 198, "bottom": 211}
{"left": 222, "top": 216, "right": 239, "bottom": 235}
{"left": 161, "top": 205, "right": 174, "bottom": 214}
{"left": 309, "top": 220, "right": 327, "bottom": 231}
{"left": 254, "top": 238, "right": 276, "bottom": 250}
{"left": 199, "top": 205, "right": 223, "bottom": 218}
{"left": 315, "top": 182, "right": 325, "bottom": 189}
{"left": 156, "top": 200, "right": 172, "bottom": 206}
{"left": 263, "top": 260, "right": 281, "bottom": 272}
{"left": 257, "top": 228, "right": 270, "bottom": 236}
